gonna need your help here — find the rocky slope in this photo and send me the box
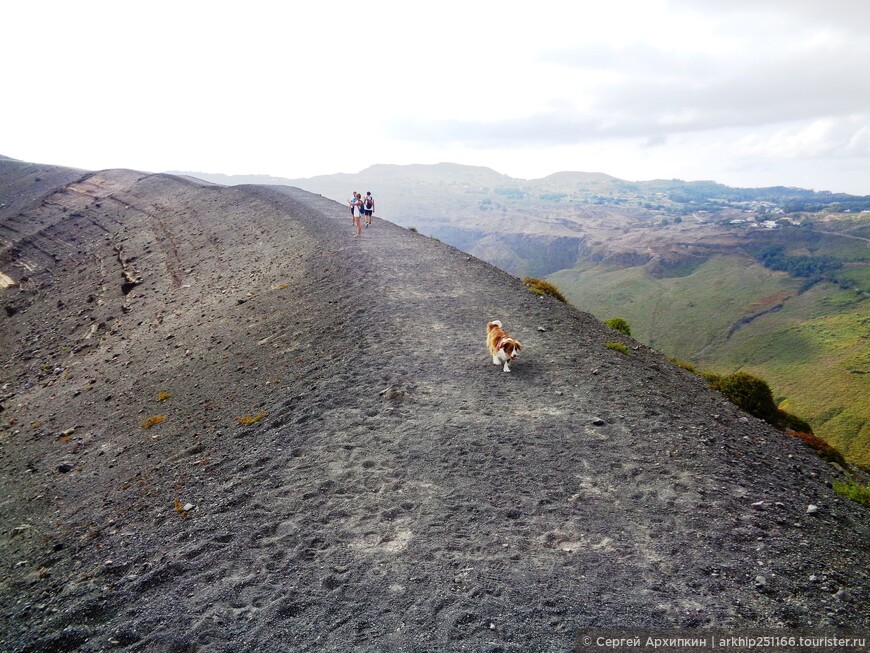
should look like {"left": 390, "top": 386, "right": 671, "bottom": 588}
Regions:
{"left": 1, "top": 159, "right": 868, "bottom": 652}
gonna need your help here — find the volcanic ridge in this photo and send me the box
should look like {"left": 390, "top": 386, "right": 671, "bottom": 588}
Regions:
{"left": 0, "top": 158, "right": 868, "bottom": 652}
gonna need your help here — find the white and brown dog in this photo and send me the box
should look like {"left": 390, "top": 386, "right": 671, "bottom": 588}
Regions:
{"left": 486, "top": 320, "right": 522, "bottom": 372}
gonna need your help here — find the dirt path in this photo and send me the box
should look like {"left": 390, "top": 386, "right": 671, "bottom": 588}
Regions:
{"left": 1, "top": 168, "right": 868, "bottom": 652}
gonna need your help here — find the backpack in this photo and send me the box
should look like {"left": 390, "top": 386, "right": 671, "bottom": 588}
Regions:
{"left": 364, "top": 196, "right": 373, "bottom": 210}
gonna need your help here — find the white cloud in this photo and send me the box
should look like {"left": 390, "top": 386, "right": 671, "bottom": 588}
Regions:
{"left": 733, "top": 117, "right": 870, "bottom": 160}
{"left": 2, "top": 0, "right": 869, "bottom": 193}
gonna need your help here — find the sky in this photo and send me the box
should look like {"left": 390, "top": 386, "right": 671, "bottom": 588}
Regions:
{"left": 4, "top": 0, "right": 870, "bottom": 194}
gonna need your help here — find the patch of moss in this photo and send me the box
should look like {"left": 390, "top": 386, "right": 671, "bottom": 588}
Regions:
{"left": 237, "top": 412, "right": 266, "bottom": 426}
{"left": 668, "top": 357, "right": 697, "bottom": 374}
{"left": 523, "top": 277, "right": 567, "bottom": 303}
{"left": 605, "top": 341, "right": 630, "bottom": 355}
{"left": 833, "top": 480, "right": 870, "bottom": 507}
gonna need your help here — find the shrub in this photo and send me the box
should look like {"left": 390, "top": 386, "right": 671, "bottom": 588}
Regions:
{"left": 605, "top": 317, "right": 631, "bottom": 336}
{"left": 711, "top": 372, "right": 778, "bottom": 423}
{"left": 702, "top": 371, "right": 724, "bottom": 386}
{"left": 605, "top": 341, "right": 630, "bottom": 355}
{"left": 523, "top": 277, "right": 567, "bottom": 303}
{"left": 833, "top": 480, "right": 870, "bottom": 507}
{"left": 142, "top": 415, "right": 166, "bottom": 429}
{"left": 686, "top": 366, "right": 817, "bottom": 439}
{"left": 156, "top": 391, "right": 171, "bottom": 402}
{"left": 703, "top": 371, "right": 777, "bottom": 423}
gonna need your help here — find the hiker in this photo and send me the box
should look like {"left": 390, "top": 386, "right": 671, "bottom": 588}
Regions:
{"left": 349, "top": 191, "right": 359, "bottom": 223}
{"left": 363, "top": 191, "right": 375, "bottom": 227}
{"left": 350, "top": 193, "right": 363, "bottom": 237}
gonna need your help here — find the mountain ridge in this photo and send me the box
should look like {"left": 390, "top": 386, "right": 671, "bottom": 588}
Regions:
{"left": 1, "top": 158, "right": 868, "bottom": 651}
{"left": 174, "top": 162, "right": 870, "bottom": 197}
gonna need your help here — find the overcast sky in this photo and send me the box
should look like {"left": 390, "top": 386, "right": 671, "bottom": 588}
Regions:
{"left": 5, "top": 1, "right": 869, "bottom": 193}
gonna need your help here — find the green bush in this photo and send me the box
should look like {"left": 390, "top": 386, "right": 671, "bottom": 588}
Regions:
{"left": 523, "top": 277, "right": 567, "bottom": 303}
{"left": 707, "top": 371, "right": 778, "bottom": 424}
{"left": 605, "top": 318, "right": 631, "bottom": 336}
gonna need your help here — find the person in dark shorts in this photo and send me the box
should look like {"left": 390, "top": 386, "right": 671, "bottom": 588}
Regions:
{"left": 363, "top": 191, "right": 375, "bottom": 227}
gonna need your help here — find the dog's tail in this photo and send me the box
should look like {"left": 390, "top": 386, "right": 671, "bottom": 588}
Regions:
{"left": 488, "top": 320, "right": 502, "bottom": 329}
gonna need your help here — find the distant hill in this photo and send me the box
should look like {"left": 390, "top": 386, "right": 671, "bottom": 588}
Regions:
{"left": 177, "top": 164, "right": 870, "bottom": 466}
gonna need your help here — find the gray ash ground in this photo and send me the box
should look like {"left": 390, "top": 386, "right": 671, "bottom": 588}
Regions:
{"left": 1, "top": 160, "right": 868, "bottom": 652}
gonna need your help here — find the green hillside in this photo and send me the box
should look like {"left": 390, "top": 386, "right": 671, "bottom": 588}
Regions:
{"left": 554, "top": 256, "right": 870, "bottom": 467}
{"left": 552, "top": 256, "right": 801, "bottom": 355}
{"left": 714, "top": 286, "right": 869, "bottom": 465}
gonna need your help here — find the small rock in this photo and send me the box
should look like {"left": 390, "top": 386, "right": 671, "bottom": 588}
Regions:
{"left": 809, "top": 575, "right": 818, "bottom": 582}
{"left": 182, "top": 503, "right": 195, "bottom": 512}
{"left": 57, "top": 463, "right": 74, "bottom": 473}
{"left": 833, "top": 587, "right": 852, "bottom": 602}
{"left": 537, "top": 326, "right": 546, "bottom": 332}
{"left": 806, "top": 504, "right": 820, "bottom": 514}
{"left": 754, "top": 575, "right": 767, "bottom": 588}
{"left": 751, "top": 501, "right": 765, "bottom": 509}
{"left": 592, "top": 418, "right": 605, "bottom": 426}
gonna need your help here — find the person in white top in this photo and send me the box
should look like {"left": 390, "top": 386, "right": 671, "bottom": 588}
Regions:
{"left": 349, "top": 192, "right": 363, "bottom": 237}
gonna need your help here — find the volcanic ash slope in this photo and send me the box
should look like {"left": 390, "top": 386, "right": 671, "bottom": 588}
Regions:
{"left": 0, "top": 160, "right": 868, "bottom": 652}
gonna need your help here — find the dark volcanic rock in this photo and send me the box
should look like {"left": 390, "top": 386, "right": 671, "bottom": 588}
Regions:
{"left": 0, "top": 159, "right": 868, "bottom": 652}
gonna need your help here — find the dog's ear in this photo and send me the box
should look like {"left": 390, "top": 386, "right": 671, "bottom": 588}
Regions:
{"left": 514, "top": 341, "right": 522, "bottom": 351}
